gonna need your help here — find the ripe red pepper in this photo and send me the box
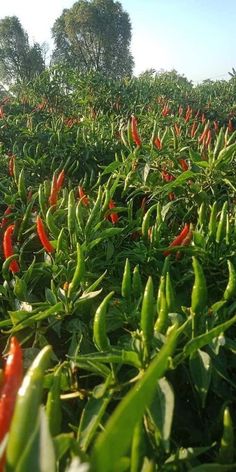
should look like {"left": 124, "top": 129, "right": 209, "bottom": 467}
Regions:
{"left": 205, "top": 129, "right": 211, "bottom": 147}
{"left": 56, "top": 169, "right": 65, "bottom": 191}
{"left": 178, "top": 105, "right": 183, "bottom": 116}
{"left": 201, "top": 113, "right": 206, "bottom": 124}
{"left": 185, "top": 106, "right": 192, "bottom": 122}
{"left": 214, "top": 120, "right": 219, "bottom": 131}
{"left": 108, "top": 200, "right": 119, "bottom": 224}
{"left": 163, "top": 223, "right": 190, "bottom": 256}
{"left": 153, "top": 137, "right": 162, "bottom": 150}
{"left": 179, "top": 159, "right": 188, "bottom": 171}
{"left": 190, "top": 121, "right": 197, "bottom": 138}
{"left": 162, "top": 104, "right": 170, "bottom": 117}
{"left": 175, "top": 226, "right": 193, "bottom": 260}
{"left": 36, "top": 216, "right": 54, "bottom": 253}
{"left": 8, "top": 154, "right": 15, "bottom": 178}
{"left": 131, "top": 115, "right": 142, "bottom": 147}
{"left": 174, "top": 123, "right": 181, "bottom": 136}
{"left": 3, "top": 225, "right": 20, "bottom": 273}
{"left": 228, "top": 119, "right": 234, "bottom": 132}
{"left": 78, "top": 186, "right": 89, "bottom": 206}
{"left": 0, "top": 337, "right": 23, "bottom": 471}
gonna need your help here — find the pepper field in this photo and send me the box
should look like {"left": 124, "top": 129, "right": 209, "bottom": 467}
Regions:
{"left": 0, "top": 69, "right": 236, "bottom": 471}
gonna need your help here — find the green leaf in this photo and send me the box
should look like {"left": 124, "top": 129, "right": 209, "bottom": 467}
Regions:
{"left": 189, "top": 349, "right": 212, "bottom": 408}
{"left": 91, "top": 326, "right": 178, "bottom": 472}
{"left": 147, "top": 377, "right": 174, "bottom": 452}
{"left": 190, "top": 464, "right": 236, "bottom": 471}
{"left": 77, "top": 393, "right": 112, "bottom": 451}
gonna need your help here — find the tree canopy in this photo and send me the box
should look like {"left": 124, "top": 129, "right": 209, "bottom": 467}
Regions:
{"left": 0, "top": 16, "right": 45, "bottom": 86}
{"left": 52, "top": 0, "right": 134, "bottom": 78}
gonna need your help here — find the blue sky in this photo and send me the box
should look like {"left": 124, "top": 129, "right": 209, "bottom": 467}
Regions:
{"left": 1, "top": 0, "right": 235, "bottom": 82}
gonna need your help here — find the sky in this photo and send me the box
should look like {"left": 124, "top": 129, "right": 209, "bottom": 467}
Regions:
{"left": 0, "top": 0, "right": 236, "bottom": 83}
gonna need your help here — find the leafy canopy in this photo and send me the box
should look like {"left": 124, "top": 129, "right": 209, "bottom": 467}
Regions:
{"left": 0, "top": 16, "right": 45, "bottom": 86}
{"left": 52, "top": 0, "right": 134, "bottom": 78}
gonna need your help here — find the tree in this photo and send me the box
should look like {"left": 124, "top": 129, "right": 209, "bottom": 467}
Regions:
{"left": 52, "top": 0, "right": 134, "bottom": 78}
{"left": 0, "top": 16, "right": 45, "bottom": 85}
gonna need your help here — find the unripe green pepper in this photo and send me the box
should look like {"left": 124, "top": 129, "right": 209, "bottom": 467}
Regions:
{"left": 216, "top": 201, "right": 228, "bottom": 244}
{"left": 93, "top": 292, "right": 114, "bottom": 351}
{"left": 191, "top": 257, "right": 207, "bottom": 315}
{"left": 132, "top": 265, "right": 142, "bottom": 300}
{"left": 68, "top": 243, "right": 85, "bottom": 298}
{"left": 121, "top": 258, "right": 131, "bottom": 301}
{"left": 140, "top": 277, "right": 154, "bottom": 358}
{"left": 224, "top": 261, "right": 236, "bottom": 301}
{"left": 208, "top": 201, "right": 217, "bottom": 239}
{"left": 155, "top": 275, "right": 168, "bottom": 334}
{"left": 218, "top": 407, "right": 234, "bottom": 464}
{"left": 46, "top": 364, "right": 62, "bottom": 436}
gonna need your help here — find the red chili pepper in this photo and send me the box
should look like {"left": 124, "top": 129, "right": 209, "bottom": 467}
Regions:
{"left": 201, "top": 113, "right": 206, "bottom": 124}
{"left": 56, "top": 169, "right": 65, "bottom": 191}
{"left": 162, "top": 104, "right": 170, "bottom": 117}
{"left": 205, "top": 129, "right": 211, "bottom": 147}
{"left": 178, "top": 105, "right": 183, "bottom": 116}
{"left": 8, "top": 155, "right": 15, "bottom": 177}
{"left": 140, "top": 196, "right": 147, "bottom": 213}
{"left": 131, "top": 115, "right": 142, "bottom": 147}
{"left": 108, "top": 200, "right": 119, "bottom": 224}
{"left": 168, "top": 192, "right": 175, "bottom": 201}
{"left": 0, "top": 337, "right": 23, "bottom": 471}
{"left": 185, "top": 106, "right": 192, "bottom": 123}
{"left": 162, "top": 170, "right": 175, "bottom": 182}
{"left": 190, "top": 121, "right": 197, "bottom": 138}
{"left": 49, "top": 174, "right": 58, "bottom": 207}
{"left": 214, "top": 120, "right": 219, "bottom": 131}
{"left": 3, "top": 225, "right": 20, "bottom": 273}
{"left": 163, "top": 223, "right": 190, "bottom": 256}
{"left": 78, "top": 186, "right": 89, "bottom": 206}
{"left": 174, "top": 123, "right": 181, "bottom": 136}
{"left": 175, "top": 226, "right": 193, "bottom": 260}
{"left": 228, "top": 119, "right": 234, "bottom": 133}
{"left": 36, "top": 216, "right": 54, "bottom": 253}
{"left": 179, "top": 159, "right": 188, "bottom": 171}
{"left": 153, "top": 137, "right": 162, "bottom": 150}
{"left": 1, "top": 206, "right": 12, "bottom": 228}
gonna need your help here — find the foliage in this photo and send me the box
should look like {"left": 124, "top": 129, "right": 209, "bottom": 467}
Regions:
{"left": 51, "top": 0, "right": 134, "bottom": 78}
{"left": 0, "top": 70, "right": 236, "bottom": 470}
{"left": 0, "top": 16, "right": 45, "bottom": 87}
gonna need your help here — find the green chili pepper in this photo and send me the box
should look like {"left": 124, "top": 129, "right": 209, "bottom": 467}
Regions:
{"left": 198, "top": 202, "right": 207, "bottom": 228}
{"left": 224, "top": 261, "right": 236, "bottom": 301}
{"left": 140, "top": 277, "right": 154, "bottom": 359}
{"left": 121, "top": 258, "right": 131, "bottom": 301}
{"left": 141, "top": 204, "right": 157, "bottom": 242}
{"left": 6, "top": 345, "right": 52, "bottom": 471}
{"left": 132, "top": 265, "right": 142, "bottom": 300}
{"left": 38, "top": 183, "right": 47, "bottom": 218}
{"left": 191, "top": 257, "right": 207, "bottom": 315}
{"left": 68, "top": 243, "right": 85, "bottom": 298}
{"left": 17, "top": 169, "right": 27, "bottom": 203}
{"left": 93, "top": 291, "right": 114, "bottom": 351}
{"left": 85, "top": 186, "right": 103, "bottom": 234}
{"left": 225, "top": 214, "right": 230, "bottom": 246}
{"left": 17, "top": 198, "right": 35, "bottom": 241}
{"left": 216, "top": 201, "right": 228, "bottom": 244}
{"left": 46, "top": 364, "right": 62, "bottom": 437}
{"left": 218, "top": 407, "right": 234, "bottom": 464}
{"left": 155, "top": 275, "right": 168, "bottom": 334}
{"left": 56, "top": 227, "right": 67, "bottom": 254}
{"left": 165, "top": 271, "right": 175, "bottom": 313}
{"left": 208, "top": 201, "right": 217, "bottom": 239}
{"left": 46, "top": 206, "right": 60, "bottom": 239}
{"left": 67, "top": 189, "right": 76, "bottom": 240}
